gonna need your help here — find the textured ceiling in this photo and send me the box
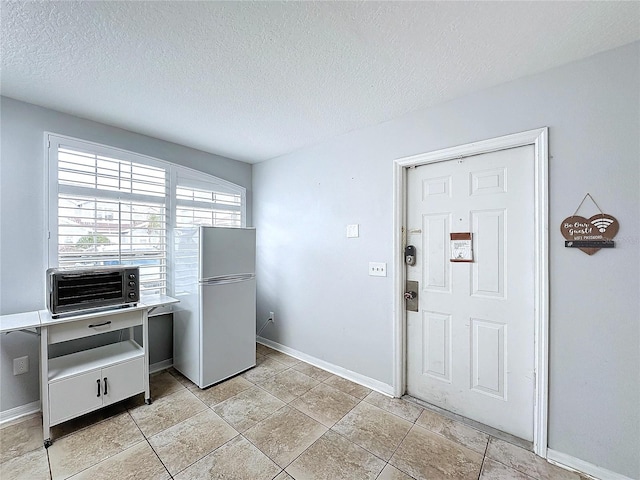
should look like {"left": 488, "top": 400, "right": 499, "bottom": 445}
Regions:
{"left": 2, "top": 1, "right": 639, "bottom": 163}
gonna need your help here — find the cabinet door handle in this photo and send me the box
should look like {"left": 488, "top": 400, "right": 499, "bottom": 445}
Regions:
{"left": 103, "top": 377, "right": 108, "bottom": 395}
{"left": 88, "top": 321, "right": 112, "bottom": 328}
{"left": 97, "top": 379, "right": 101, "bottom": 397}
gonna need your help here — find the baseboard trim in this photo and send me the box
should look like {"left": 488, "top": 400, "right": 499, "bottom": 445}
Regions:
{"left": 547, "top": 448, "right": 634, "bottom": 480}
{"left": 256, "top": 336, "right": 394, "bottom": 396}
{"left": 0, "top": 400, "right": 41, "bottom": 425}
{"left": 150, "top": 358, "right": 173, "bottom": 374}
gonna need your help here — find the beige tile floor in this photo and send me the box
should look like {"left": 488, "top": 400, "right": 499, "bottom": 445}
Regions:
{"left": 0, "top": 344, "right": 590, "bottom": 480}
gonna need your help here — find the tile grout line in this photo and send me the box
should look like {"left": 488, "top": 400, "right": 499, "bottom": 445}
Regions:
{"left": 477, "top": 434, "right": 491, "bottom": 480}
{"left": 380, "top": 410, "right": 418, "bottom": 480}
{"left": 483, "top": 437, "right": 546, "bottom": 480}
{"left": 478, "top": 456, "right": 486, "bottom": 480}
{"left": 144, "top": 437, "right": 173, "bottom": 479}
{"left": 46, "top": 441, "right": 53, "bottom": 480}
{"left": 252, "top": 366, "right": 317, "bottom": 403}
{"left": 366, "top": 395, "right": 427, "bottom": 480}
{"left": 326, "top": 426, "right": 392, "bottom": 478}
{"left": 478, "top": 435, "right": 492, "bottom": 480}
{"left": 238, "top": 432, "right": 286, "bottom": 477}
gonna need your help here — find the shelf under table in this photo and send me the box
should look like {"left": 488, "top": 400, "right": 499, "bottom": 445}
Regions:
{"left": 48, "top": 340, "right": 144, "bottom": 383}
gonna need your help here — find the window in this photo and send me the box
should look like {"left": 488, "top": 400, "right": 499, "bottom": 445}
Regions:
{"left": 47, "top": 134, "right": 246, "bottom": 296}
{"left": 175, "top": 170, "right": 243, "bottom": 228}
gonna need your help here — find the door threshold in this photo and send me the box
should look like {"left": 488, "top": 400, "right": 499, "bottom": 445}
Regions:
{"left": 402, "top": 395, "right": 533, "bottom": 452}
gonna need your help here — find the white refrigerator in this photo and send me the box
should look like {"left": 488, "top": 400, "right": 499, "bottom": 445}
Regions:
{"left": 173, "top": 226, "right": 256, "bottom": 388}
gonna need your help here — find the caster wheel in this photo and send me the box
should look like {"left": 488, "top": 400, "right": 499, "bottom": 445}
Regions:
{"left": 44, "top": 439, "right": 52, "bottom": 448}
{"left": 145, "top": 398, "right": 153, "bottom": 405}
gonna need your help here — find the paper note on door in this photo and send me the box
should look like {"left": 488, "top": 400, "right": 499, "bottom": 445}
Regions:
{"left": 450, "top": 233, "right": 473, "bottom": 262}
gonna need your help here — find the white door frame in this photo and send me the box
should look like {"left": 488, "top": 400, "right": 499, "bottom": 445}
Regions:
{"left": 392, "top": 128, "right": 549, "bottom": 457}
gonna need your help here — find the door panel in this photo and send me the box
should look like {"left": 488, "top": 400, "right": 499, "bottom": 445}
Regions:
{"left": 471, "top": 209, "right": 505, "bottom": 297}
{"left": 406, "top": 145, "right": 535, "bottom": 441}
{"left": 471, "top": 318, "right": 505, "bottom": 399}
{"left": 422, "top": 311, "right": 451, "bottom": 382}
{"left": 49, "top": 369, "right": 102, "bottom": 425}
{"left": 423, "top": 214, "right": 451, "bottom": 292}
{"left": 470, "top": 168, "right": 506, "bottom": 196}
{"left": 102, "top": 357, "right": 144, "bottom": 406}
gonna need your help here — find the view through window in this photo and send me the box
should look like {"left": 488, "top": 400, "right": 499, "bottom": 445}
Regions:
{"left": 48, "top": 135, "right": 246, "bottom": 295}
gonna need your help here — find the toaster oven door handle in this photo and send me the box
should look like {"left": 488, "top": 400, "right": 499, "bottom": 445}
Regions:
{"left": 88, "top": 321, "right": 112, "bottom": 328}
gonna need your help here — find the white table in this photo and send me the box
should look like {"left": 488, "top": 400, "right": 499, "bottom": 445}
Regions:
{"left": 0, "top": 310, "right": 41, "bottom": 334}
{"left": 0, "top": 295, "right": 179, "bottom": 333}
{"left": 0, "top": 295, "right": 178, "bottom": 447}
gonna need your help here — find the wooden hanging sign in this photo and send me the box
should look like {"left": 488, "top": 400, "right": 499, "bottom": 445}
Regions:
{"left": 561, "top": 194, "right": 619, "bottom": 255}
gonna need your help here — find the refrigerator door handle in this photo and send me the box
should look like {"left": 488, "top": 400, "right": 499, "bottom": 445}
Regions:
{"left": 200, "top": 274, "right": 255, "bottom": 286}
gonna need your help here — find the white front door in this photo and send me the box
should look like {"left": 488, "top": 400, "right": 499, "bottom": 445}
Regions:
{"left": 405, "top": 145, "right": 535, "bottom": 441}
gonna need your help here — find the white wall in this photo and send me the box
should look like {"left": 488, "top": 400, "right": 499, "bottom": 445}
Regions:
{"left": 253, "top": 42, "right": 640, "bottom": 478}
{"left": 0, "top": 97, "right": 252, "bottom": 412}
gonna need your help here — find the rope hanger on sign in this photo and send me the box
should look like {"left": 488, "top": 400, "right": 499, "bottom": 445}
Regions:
{"left": 572, "top": 193, "right": 606, "bottom": 217}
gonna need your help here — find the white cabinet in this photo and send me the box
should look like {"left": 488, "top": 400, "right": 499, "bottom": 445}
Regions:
{"left": 40, "top": 306, "right": 150, "bottom": 447}
{"left": 102, "top": 356, "right": 145, "bottom": 407}
{"left": 49, "top": 369, "right": 103, "bottom": 425}
{"left": 48, "top": 343, "right": 145, "bottom": 425}
{"left": 0, "top": 295, "right": 179, "bottom": 448}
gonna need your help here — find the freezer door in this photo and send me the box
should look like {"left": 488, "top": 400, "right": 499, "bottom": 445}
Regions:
{"left": 200, "top": 277, "right": 256, "bottom": 387}
{"left": 200, "top": 227, "right": 256, "bottom": 279}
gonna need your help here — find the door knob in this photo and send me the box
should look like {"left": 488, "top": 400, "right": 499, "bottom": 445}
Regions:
{"left": 405, "top": 280, "right": 419, "bottom": 312}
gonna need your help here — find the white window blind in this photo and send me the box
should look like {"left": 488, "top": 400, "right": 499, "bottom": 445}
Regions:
{"left": 51, "top": 140, "right": 168, "bottom": 295}
{"left": 175, "top": 173, "right": 243, "bottom": 228}
{"left": 48, "top": 133, "right": 247, "bottom": 298}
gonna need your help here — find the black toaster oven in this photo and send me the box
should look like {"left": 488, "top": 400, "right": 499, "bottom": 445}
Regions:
{"left": 46, "top": 266, "right": 140, "bottom": 316}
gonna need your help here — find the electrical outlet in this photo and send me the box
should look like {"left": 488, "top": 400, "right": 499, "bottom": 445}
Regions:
{"left": 269, "top": 311, "right": 275, "bottom": 324}
{"left": 368, "top": 262, "right": 387, "bottom": 277}
{"left": 13, "top": 356, "right": 29, "bottom": 375}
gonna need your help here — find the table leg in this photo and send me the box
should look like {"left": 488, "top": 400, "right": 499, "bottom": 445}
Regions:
{"left": 40, "top": 326, "right": 51, "bottom": 447}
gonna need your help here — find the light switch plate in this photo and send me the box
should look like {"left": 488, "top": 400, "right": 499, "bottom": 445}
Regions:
{"left": 347, "top": 224, "right": 359, "bottom": 238}
{"left": 369, "top": 262, "right": 386, "bottom": 277}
